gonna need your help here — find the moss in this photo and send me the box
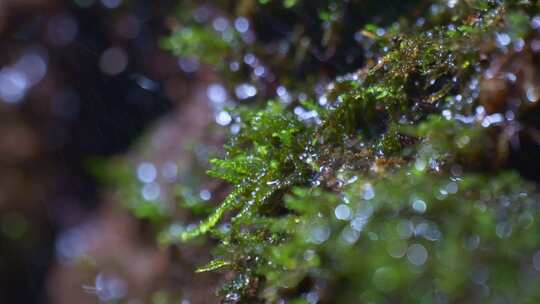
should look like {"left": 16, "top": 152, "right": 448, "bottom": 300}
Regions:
{"left": 162, "top": 26, "right": 232, "bottom": 66}
{"left": 111, "top": 0, "right": 540, "bottom": 302}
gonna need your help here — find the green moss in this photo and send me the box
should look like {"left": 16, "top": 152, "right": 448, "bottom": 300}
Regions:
{"left": 162, "top": 26, "right": 232, "bottom": 65}
{"left": 112, "top": 0, "right": 540, "bottom": 302}
{"left": 164, "top": 102, "right": 314, "bottom": 243}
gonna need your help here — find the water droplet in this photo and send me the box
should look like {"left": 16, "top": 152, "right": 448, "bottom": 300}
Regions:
{"left": 304, "top": 249, "right": 316, "bottom": 261}
{"left": 224, "top": 292, "right": 240, "bottom": 302}
{"left": 341, "top": 227, "right": 359, "bottom": 244}
{"left": 276, "top": 86, "right": 292, "bottom": 103}
{"left": 199, "top": 189, "right": 212, "bottom": 201}
{"left": 86, "top": 272, "right": 127, "bottom": 301}
{"left": 230, "top": 123, "right": 241, "bottom": 135}
{"left": 207, "top": 83, "right": 227, "bottom": 104}
{"left": 100, "top": 47, "right": 128, "bottom": 75}
{"left": 142, "top": 183, "right": 160, "bottom": 201}
{"left": 416, "top": 222, "right": 441, "bottom": 241}
{"left": 0, "top": 68, "right": 28, "bottom": 104}
{"left": 397, "top": 220, "right": 414, "bottom": 239}
{"left": 15, "top": 52, "right": 47, "bottom": 86}
{"left": 212, "top": 17, "right": 229, "bottom": 32}
{"left": 56, "top": 225, "right": 90, "bottom": 262}
{"left": 335, "top": 204, "right": 352, "bottom": 220}
{"left": 387, "top": 240, "right": 408, "bottom": 258}
{"left": 168, "top": 223, "right": 185, "bottom": 238}
{"left": 229, "top": 61, "right": 240, "bottom": 72}
{"left": 133, "top": 74, "right": 158, "bottom": 91}
{"left": 445, "top": 182, "right": 458, "bottom": 194}
{"left": 216, "top": 111, "right": 232, "bottom": 126}
{"left": 531, "top": 15, "right": 540, "bottom": 30}
{"left": 243, "top": 53, "right": 256, "bottom": 66}
{"left": 234, "top": 17, "right": 249, "bottom": 33}
{"left": 179, "top": 58, "right": 199, "bottom": 73}
{"left": 415, "top": 159, "right": 427, "bottom": 171}
{"left": 310, "top": 224, "right": 331, "bottom": 244}
{"left": 495, "top": 32, "right": 511, "bottom": 47}
{"left": 412, "top": 199, "right": 427, "bottom": 213}
{"left": 362, "top": 183, "right": 375, "bottom": 200}
{"left": 407, "top": 244, "right": 428, "bottom": 266}
{"left": 318, "top": 95, "right": 328, "bottom": 106}
{"left": 253, "top": 66, "right": 265, "bottom": 77}
{"left": 442, "top": 109, "right": 452, "bottom": 120}
{"left": 513, "top": 39, "right": 525, "bottom": 51}
{"left": 235, "top": 83, "right": 257, "bottom": 99}
{"left": 305, "top": 291, "right": 319, "bottom": 304}
{"left": 526, "top": 86, "right": 539, "bottom": 103}
{"left": 137, "top": 162, "right": 157, "bottom": 183}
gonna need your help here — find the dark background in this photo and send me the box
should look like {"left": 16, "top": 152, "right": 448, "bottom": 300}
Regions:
{"left": 0, "top": 1, "right": 178, "bottom": 302}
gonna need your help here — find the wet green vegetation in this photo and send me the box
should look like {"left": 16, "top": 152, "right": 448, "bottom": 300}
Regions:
{"left": 111, "top": 0, "right": 540, "bottom": 302}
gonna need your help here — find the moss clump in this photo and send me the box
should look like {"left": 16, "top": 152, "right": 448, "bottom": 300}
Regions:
{"left": 113, "top": 0, "right": 540, "bottom": 302}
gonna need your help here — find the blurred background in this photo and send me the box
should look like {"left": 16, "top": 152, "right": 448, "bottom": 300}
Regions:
{"left": 0, "top": 0, "right": 214, "bottom": 302}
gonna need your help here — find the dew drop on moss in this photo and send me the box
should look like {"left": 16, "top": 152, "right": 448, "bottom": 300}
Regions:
{"left": 407, "top": 244, "right": 428, "bottom": 266}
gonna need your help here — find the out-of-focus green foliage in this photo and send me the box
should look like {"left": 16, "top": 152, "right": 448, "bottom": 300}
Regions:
{"left": 114, "top": 0, "right": 540, "bottom": 302}
{"left": 163, "top": 26, "right": 230, "bottom": 65}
